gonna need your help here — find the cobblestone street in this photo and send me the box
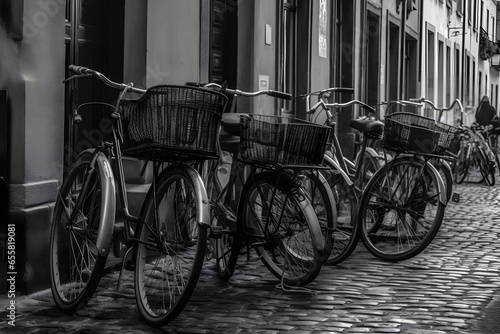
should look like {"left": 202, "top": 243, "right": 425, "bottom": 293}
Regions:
{"left": 2, "top": 180, "right": 500, "bottom": 333}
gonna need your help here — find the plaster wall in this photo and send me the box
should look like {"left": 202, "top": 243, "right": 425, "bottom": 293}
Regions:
{"left": 146, "top": 0, "right": 200, "bottom": 86}
{"left": 1, "top": 0, "right": 65, "bottom": 292}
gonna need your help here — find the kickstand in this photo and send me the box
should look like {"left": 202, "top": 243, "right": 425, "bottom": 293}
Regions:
{"left": 116, "top": 247, "right": 134, "bottom": 292}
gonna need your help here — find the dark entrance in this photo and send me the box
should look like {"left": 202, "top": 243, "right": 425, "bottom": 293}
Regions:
{"left": 64, "top": 0, "right": 124, "bottom": 168}
{"left": 208, "top": 0, "right": 238, "bottom": 87}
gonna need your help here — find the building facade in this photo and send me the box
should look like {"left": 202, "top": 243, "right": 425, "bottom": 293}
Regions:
{"left": 1, "top": 0, "right": 500, "bottom": 292}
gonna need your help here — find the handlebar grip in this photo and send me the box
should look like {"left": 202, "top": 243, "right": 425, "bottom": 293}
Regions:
{"left": 69, "top": 65, "right": 90, "bottom": 74}
{"left": 409, "top": 97, "right": 424, "bottom": 102}
{"left": 267, "top": 90, "right": 292, "bottom": 100}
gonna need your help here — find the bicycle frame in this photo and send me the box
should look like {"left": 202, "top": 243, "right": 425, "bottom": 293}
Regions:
{"left": 303, "top": 89, "right": 382, "bottom": 192}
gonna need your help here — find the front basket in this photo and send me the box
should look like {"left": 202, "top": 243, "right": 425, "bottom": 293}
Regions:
{"left": 240, "top": 114, "right": 331, "bottom": 167}
{"left": 120, "top": 85, "right": 227, "bottom": 161}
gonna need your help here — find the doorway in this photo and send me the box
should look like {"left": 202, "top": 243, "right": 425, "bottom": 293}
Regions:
{"left": 64, "top": 0, "right": 124, "bottom": 168}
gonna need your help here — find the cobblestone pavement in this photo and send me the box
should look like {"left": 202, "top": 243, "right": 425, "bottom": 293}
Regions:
{"left": 2, "top": 180, "right": 500, "bottom": 333}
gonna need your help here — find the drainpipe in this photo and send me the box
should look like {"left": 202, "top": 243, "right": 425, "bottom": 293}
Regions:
{"left": 461, "top": 0, "right": 466, "bottom": 125}
{"left": 399, "top": 0, "right": 407, "bottom": 100}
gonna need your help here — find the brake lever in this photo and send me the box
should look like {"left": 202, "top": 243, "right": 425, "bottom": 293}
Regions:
{"left": 62, "top": 73, "right": 90, "bottom": 84}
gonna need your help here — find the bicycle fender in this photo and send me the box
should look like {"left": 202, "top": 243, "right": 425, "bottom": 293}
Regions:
{"left": 179, "top": 164, "right": 211, "bottom": 229}
{"left": 425, "top": 160, "right": 447, "bottom": 206}
{"left": 323, "top": 154, "right": 353, "bottom": 186}
{"left": 94, "top": 152, "right": 116, "bottom": 257}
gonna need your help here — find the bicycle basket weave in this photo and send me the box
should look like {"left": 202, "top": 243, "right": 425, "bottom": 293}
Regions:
{"left": 240, "top": 114, "right": 331, "bottom": 166}
{"left": 382, "top": 112, "right": 440, "bottom": 154}
{"left": 120, "top": 85, "right": 227, "bottom": 161}
{"left": 434, "top": 121, "right": 459, "bottom": 154}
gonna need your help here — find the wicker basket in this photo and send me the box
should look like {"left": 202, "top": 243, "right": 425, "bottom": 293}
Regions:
{"left": 240, "top": 114, "right": 331, "bottom": 166}
{"left": 120, "top": 85, "right": 227, "bottom": 161}
{"left": 382, "top": 112, "right": 442, "bottom": 154}
{"left": 434, "top": 121, "right": 460, "bottom": 154}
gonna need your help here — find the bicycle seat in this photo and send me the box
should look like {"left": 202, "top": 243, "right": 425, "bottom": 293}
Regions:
{"left": 350, "top": 118, "right": 384, "bottom": 139}
{"left": 220, "top": 113, "right": 247, "bottom": 153}
{"left": 222, "top": 113, "right": 247, "bottom": 136}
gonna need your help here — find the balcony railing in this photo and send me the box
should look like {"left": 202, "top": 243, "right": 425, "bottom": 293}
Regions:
{"left": 480, "top": 28, "right": 500, "bottom": 61}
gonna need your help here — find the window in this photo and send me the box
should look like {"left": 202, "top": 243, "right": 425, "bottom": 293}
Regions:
{"left": 456, "top": 0, "right": 463, "bottom": 15}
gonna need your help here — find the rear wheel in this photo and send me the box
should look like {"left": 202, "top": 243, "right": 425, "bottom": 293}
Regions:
{"left": 477, "top": 147, "right": 495, "bottom": 186}
{"left": 359, "top": 157, "right": 445, "bottom": 262}
{"left": 135, "top": 166, "right": 207, "bottom": 326}
{"left": 454, "top": 145, "right": 469, "bottom": 184}
{"left": 50, "top": 152, "right": 108, "bottom": 313}
{"left": 320, "top": 158, "right": 359, "bottom": 265}
{"left": 238, "top": 172, "right": 323, "bottom": 286}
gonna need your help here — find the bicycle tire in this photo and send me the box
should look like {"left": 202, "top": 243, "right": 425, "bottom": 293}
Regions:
{"left": 320, "top": 157, "right": 359, "bottom": 265}
{"left": 490, "top": 134, "right": 500, "bottom": 170}
{"left": 50, "top": 151, "right": 108, "bottom": 313}
{"left": 477, "top": 147, "right": 495, "bottom": 186}
{"left": 135, "top": 165, "right": 207, "bottom": 326}
{"left": 454, "top": 145, "right": 469, "bottom": 184}
{"left": 238, "top": 171, "right": 323, "bottom": 286}
{"left": 357, "top": 148, "right": 383, "bottom": 190}
{"left": 359, "top": 156, "right": 446, "bottom": 262}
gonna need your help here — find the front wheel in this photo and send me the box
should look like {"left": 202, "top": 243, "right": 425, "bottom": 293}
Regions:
{"left": 238, "top": 172, "right": 324, "bottom": 286}
{"left": 359, "top": 157, "right": 446, "bottom": 262}
{"left": 50, "top": 151, "right": 108, "bottom": 313}
{"left": 135, "top": 165, "right": 207, "bottom": 326}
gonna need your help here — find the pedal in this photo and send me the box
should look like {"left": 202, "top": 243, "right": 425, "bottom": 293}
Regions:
{"left": 209, "top": 226, "right": 224, "bottom": 239}
{"left": 451, "top": 192, "right": 460, "bottom": 203}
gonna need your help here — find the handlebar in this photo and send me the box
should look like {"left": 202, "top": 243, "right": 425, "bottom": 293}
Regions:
{"left": 199, "top": 82, "right": 292, "bottom": 100}
{"left": 307, "top": 99, "right": 376, "bottom": 115}
{"left": 65, "top": 65, "right": 146, "bottom": 94}
{"left": 296, "top": 87, "right": 355, "bottom": 100}
{"left": 408, "top": 97, "right": 464, "bottom": 114}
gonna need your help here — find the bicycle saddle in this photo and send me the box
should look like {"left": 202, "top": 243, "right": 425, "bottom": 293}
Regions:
{"left": 350, "top": 118, "right": 384, "bottom": 139}
{"left": 220, "top": 113, "right": 248, "bottom": 153}
{"left": 222, "top": 113, "right": 248, "bottom": 136}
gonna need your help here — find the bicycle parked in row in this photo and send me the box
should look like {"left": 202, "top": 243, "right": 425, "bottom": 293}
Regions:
{"left": 193, "top": 82, "right": 336, "bottom": 287}
{"left": 454, "top": 122, "right": 496, "bottom": 186}
{"left": 386, "top": 98, "right": 464, "bottom": 203}
{"left": 50, "top": 66, "right": 228, "bottom": 326}
{"left": 305, "top": 93, "right": 458, "bottom": 262}
{"left": 299, "top": 88, "right": 384, "bottom": 264}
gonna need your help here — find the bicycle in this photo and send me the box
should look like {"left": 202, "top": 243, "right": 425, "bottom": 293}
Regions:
{"left": 389, "top": 98, "right": 465, "bottom": 202}
{"left": 486, "top": 120, "right": 500, "bottom": 169}
{"left": 196, "top": 82, "right": 335, "bottom": 287}
{"left": 454, "top": 123, "right": 496, "bottom": 186}
{"left": 357, "top": 105, "right": 457, "bottom": 261}
{"left": 50, "top": 65, "right": 227, "bottom": 326}
{"left": 300, "top": 88, "right": 384, "bottom": 264}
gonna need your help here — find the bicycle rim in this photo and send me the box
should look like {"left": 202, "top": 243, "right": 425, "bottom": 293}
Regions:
{"left": 50, "top": 152, "right": 107, "bottom": 312}
{"left": 135, "top": 167, "right": 206, "bottom": 326}
{"left": 359, "top": 157, "right": 445, "bottom": 261}
{"left": 239, "top": 172, "right": 323, "bottom": 287}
